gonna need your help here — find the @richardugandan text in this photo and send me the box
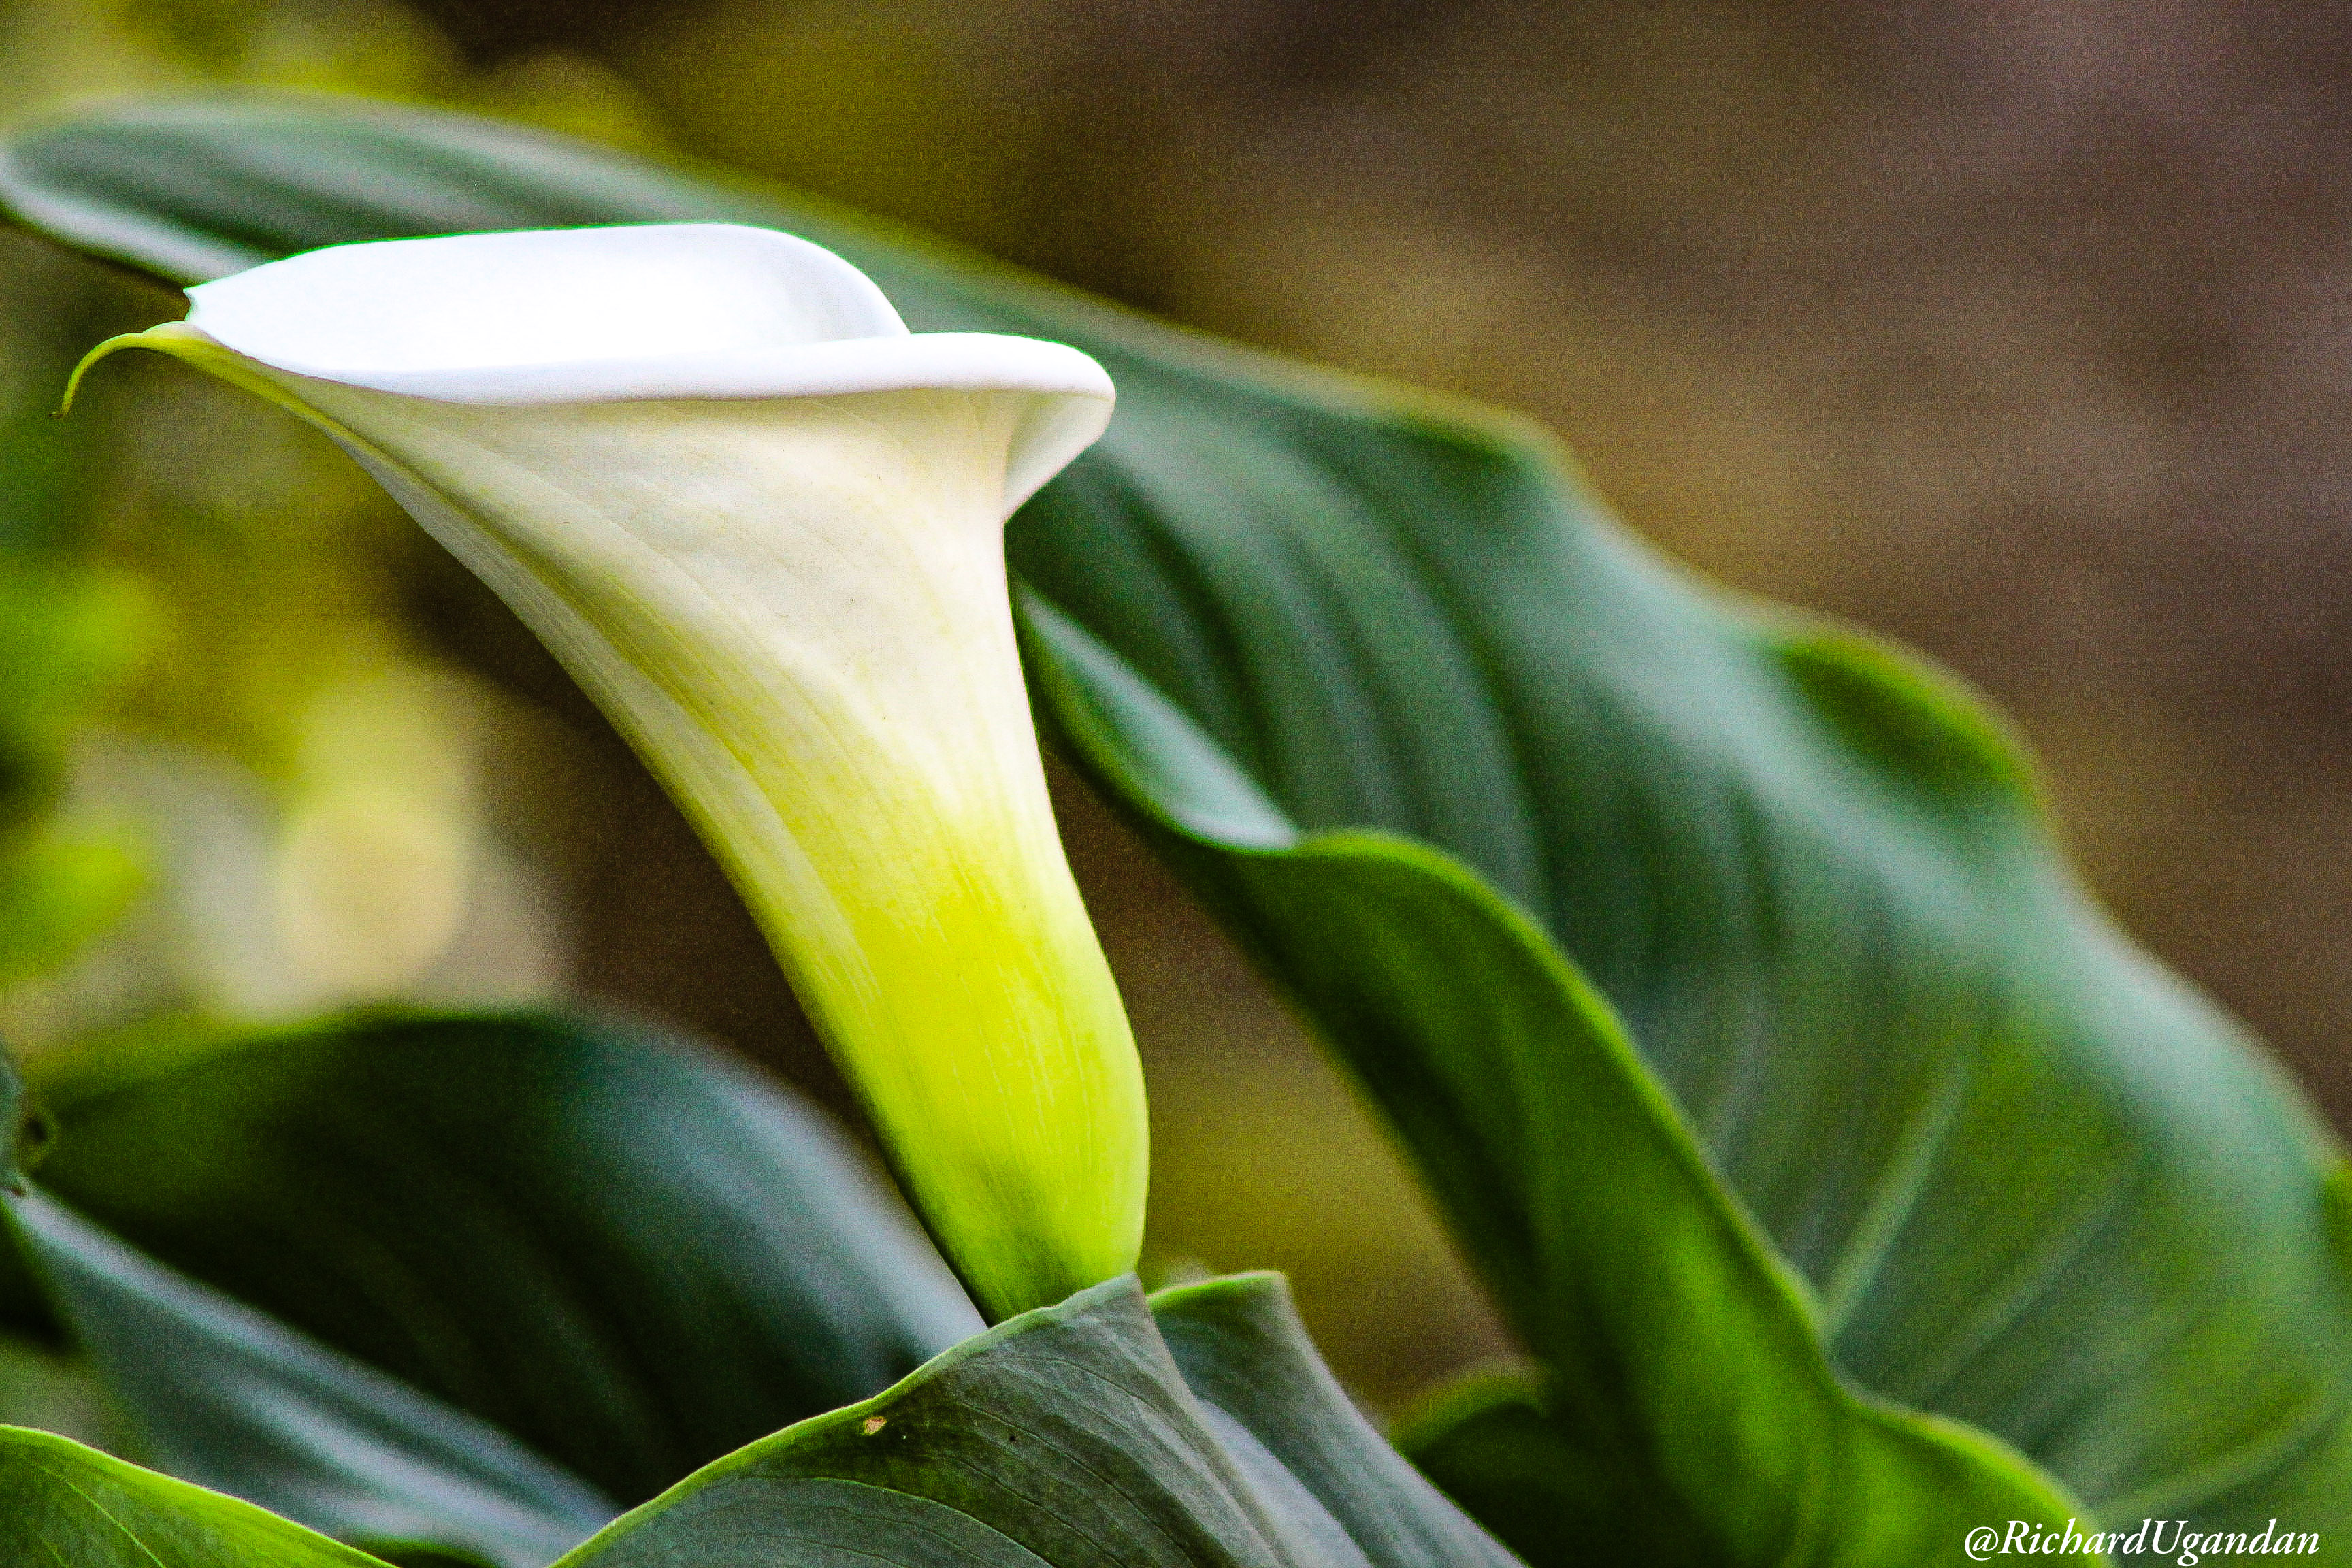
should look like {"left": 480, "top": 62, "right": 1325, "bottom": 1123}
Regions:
{"left": 1965, "top": 1520, "right": 2317, "bottom": 1561}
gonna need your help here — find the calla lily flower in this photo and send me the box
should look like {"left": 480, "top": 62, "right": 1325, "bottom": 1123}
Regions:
{"left": 76, "top": 223, "right": 1143, "bottom": 1320}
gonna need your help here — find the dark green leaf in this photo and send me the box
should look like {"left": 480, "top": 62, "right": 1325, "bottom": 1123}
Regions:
{"left": 1027, "top": 787, "right": 2080, "bottom": 1560}
{"left": 1390, "top": 1369, "right": 1602, "bottom": 1568}
{"left": 365, "top": 1550, "right": 501, "bottom": 1568}
{"left": 0, "top": 1422, "right": 393, "bottom": 1567}
{"left": 5, "top": 1188, "right": 611, "bottom": 1567}
{"left": 14, "top": 1019, "right": 1510, "bottom": 1568}
{"left": 557, "top": 1273, "right": 1512, "bottom": 1568}
{"left": 20, "top": 1009, "right": 982, "bottom": 1512}
{"left": 7, "top": 93, "right": 2348, "bottom": 1552}
{"left": 1151, "top": 1273, "right": 1517, "bottom": 1568}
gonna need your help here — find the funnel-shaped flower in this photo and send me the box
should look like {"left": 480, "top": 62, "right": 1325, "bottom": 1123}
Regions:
{"left": 80, "top": 224, "right": 1141, "bottom": 1319}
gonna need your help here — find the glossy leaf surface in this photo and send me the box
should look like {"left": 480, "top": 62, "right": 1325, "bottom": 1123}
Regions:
{"left": 561, "top": 1273, "right": 1514, "bottom": 1568}
{"left": 0, "top": 1268, "right": 1515, "bottom": 1568}
{"left": 7, "top": 94, "right": 2350, "bottom": 1553}
{"left": 0, "top": 1424, "right": 390, "bottom": 1568}
{"left": 5, "top": 1012, "right": 1512, "bottom": 1567}
{"left": 7, "top": 1188, "right": 606, "bottom": 1567}
{"left": 1150, "top": 1274, "right": 1517, "bottom": 1568}
{"left": 16, "top": 1010, "right": 981, "bottom": 1511}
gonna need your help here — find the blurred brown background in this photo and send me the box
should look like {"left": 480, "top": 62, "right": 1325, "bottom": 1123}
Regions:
{"left": 8, "top": 0, "right": 2352, "bottom": 1411}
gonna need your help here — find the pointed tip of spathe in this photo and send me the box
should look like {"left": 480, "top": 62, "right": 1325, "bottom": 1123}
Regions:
{"left": 57, "top": 329, "right": 137, "bottom": 415}
{"left": 58, "top": 321, "right": 300, "bottom": 423}
{"left": 57, "top": 321, "right": 201, "bottom": 416}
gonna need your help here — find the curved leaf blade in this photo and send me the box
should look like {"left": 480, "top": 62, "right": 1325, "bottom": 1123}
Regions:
{"left": 1390, "top": 1369, "right": 1601, "bottom": 1568}
{"left": 0, "top": 1423, "right": 393, "bottom": 1567}
{"left": 1150, "top": 1273, "right": 1516, "bottom": 1568}
{"left": 1075, "top": 809, "right": 2081, "bottom": 1561}
{"left": 558, "top": 1273, "right": 1514, "bottom": 1568}
{"left": 1020, "top": 444, "right": 2352, "bottom": 1540}
{"left": 5, "top": 92, "right": 2347, "bottom": 1551}
{"left": 5, "top": 1188, "right": 611, "bottom": 1567}
{"left": 18, "top": 1009, "right": 982, "bottom": 1509}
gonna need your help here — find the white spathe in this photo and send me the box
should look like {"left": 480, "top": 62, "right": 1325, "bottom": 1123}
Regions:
{"left": 99, "top": 224, "right": 1141, "bottom": 1319}
{"left": 180, "top": 223, "right": 1115, "bottom": 506}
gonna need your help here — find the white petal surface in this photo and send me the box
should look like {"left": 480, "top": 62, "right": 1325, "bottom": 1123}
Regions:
{"left": 180, "top": 224, "right": 1113, "bottom": 509}
{"left": 189, "top": 223, "right": 904, "bottom": 374}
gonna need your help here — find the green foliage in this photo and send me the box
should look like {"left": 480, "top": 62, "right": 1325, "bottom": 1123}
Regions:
{"left": 12, "top": 1189, "right": 611, "bottom": 1567}
{"left": 12, "top": 1011, "right": 979, "bottom": 1538}
{"left": 1, "top": 88, "right": 2348, "bottom": 1558}
{"left": 0, "top": 1013, "right": 1514, "bottom": 1568}
{"left": 0, "top": 1424, "right": 387, "bottom": 1567}
{"left": 0, "top": 1274, "right": 1517, "bottom": 1568}
{"left": 564, "top": 1273, "right": 1516, "bottom": 1568}
{"left": 1149, "top": 1274, "right": 1517, "bottom": 1568}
